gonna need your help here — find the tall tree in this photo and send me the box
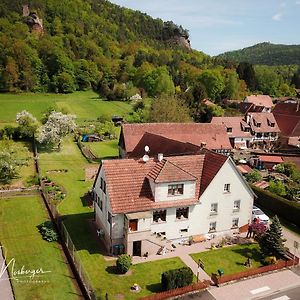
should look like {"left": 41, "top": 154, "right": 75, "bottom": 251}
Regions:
{"left": 258, "top": 215, "right": 285, "bottom": 258}
{"left": 237, "top": 62, "right": 257, "bottom": 91}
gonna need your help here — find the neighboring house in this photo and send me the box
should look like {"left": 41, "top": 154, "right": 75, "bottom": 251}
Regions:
{"left": 211, "top": 116, "right": 252, "bottom": 149}
{"left": 249, "top": 155, "right": 284, "bottom": 171}
{"left": 246, "top": 112, "right": 280, "bottom": 147}
{"left": 244, "top": 95, "right": 273, "bottom": 113}
{"left": 92, "top": 151, "right": 255, "bottom": 256}
{"left": 211, "top": 112, "right": 280, "bottom": 149}
{"left": 273, "top": 102, "right": 300, "bottom": 149}
{"left": 119, "top": 123, "right": 232, "bottom": 158}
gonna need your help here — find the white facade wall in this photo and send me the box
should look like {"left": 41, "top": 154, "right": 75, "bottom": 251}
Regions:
{"left": 153, "top": 181, "right": 196, "bottom": 202}
{"left": 94, "top": 158, "right": 254, "bottom": 250}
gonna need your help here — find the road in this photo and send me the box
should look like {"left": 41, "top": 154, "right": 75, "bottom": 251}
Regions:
{"left": 258, "top": 286, "right": 300, "bottom": 300}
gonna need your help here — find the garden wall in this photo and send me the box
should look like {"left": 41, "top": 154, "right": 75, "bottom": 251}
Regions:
{"left": 252, "top": 185, "right": 300, "bottom": 228}
{"left": 211, "top": 252, "right": 299, "bottom": 286}
{"left": 140, "top": 281, "right": 209, "bottom": 300}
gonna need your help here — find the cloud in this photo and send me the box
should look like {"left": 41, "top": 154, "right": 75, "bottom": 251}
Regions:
{"left": 272, "top": 13, "right": 283, "bottom": 21}
{"left": 296, "top": 1, "right": 300, "bottom": 4}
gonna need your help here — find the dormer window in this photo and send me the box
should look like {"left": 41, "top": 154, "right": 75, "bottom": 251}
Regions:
{"left": 270, "top": 122, "right": 275, "bottom": 127}
{"left": 227, "top": 127, "right": 232, "bottom": 133}
{"left": 256, "top": 122, "right": 261, "bottom": 128}
{"left": 168, "top": 184, "right": 184, "bottom": 196}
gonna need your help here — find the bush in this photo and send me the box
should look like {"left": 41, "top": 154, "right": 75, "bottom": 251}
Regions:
{"left": 161, "top": 267, "right": 193, "bottom": 291}
{"left": 263, "top": 256, "right": 277, "bottom": 265}
{"left": 116, "top": 254, "right": 132, "bottom": 274}
{"left": 37, "top": 221, "right": 58, "bottom": 242}
{"left": 252, "top": 185, "right": 300, "bottom": 227}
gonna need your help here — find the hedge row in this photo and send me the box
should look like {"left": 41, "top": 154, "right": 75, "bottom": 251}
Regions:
{"left": 161, "top": 267, "right": 193, "bottom": 291}
{"left": 252, "top": 185, "right": 300, "bottom": 227}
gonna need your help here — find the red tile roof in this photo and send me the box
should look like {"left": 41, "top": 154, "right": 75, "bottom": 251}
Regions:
{"left": 129, "top": 132, "right": 201, "bottom": 158}
{"left": 258, "top": 155, "right": 284, "bottom": 163}
{"left": 121, "top": 123, "right": 232, "bottom": 154}
{"left": 211, "top": 116, "right": 252, "bottom": 138}
{"left": 245, "top": 95, "right": 273, "bottom": 108}
{"left": 101, "top": 153, "right": 228, "bottom": 214}
{"left": 273, "top": 103, "right": 300, "bottom": 137}
{"left": 236, "top": 164, "right": 253, "bottom": 174}
{"left": 247, "top": 112, "right": 280, "bottom": 133}
{"left": 147, "top": 159, "right": 197, "bottom": 183}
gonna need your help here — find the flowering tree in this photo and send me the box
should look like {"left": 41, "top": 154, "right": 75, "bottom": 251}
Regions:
{"left": 16, "top": 110, "right": 39, "bottom": 138}
{"left": 36, "top": 111, "right": 76, "bottom": 148}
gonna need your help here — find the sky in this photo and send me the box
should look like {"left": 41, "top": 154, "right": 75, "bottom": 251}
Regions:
{"left": 109, "top": 0, "right": 300, "bottom": 56}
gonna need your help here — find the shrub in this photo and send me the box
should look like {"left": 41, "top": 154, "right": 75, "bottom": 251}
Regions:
{"left": 161, "top": 267, "right": 193, "bottom": 291}
{"left": 37, "top": 221, "right": 58, "bottom": 242}
{"left": 116, "top": 254, "right": 132, "bottom": 274}
{"left": 263, "top": 256, "right": 277, "bottom": 265}
{"left": 252, "top": 185, "right": 300, "bottom": 227}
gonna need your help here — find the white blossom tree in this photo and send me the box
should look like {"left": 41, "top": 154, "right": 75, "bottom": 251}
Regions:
{"left": 36, "top": 111, "right": 77, "bottom": 148}
{"left": 16, "top": 110, "right": 39, "bottom": 138}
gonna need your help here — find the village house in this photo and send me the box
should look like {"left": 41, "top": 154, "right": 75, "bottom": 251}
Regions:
{"left": 92, "top": 151, "right": 255, "bottom": 256}
{"left": 118, "top": 123, "right": 232, "bottom": 158}
{"left": 211, "top": 112, "right": 280, "bottom": 149}
{"left": 243, "top": 95, "right": 273, "bottom": 113}
{"left": 273, "top": 102, "right": 300, "bottom": 149}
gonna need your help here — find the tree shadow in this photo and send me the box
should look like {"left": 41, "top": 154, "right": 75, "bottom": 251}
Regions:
{"left": 232, "top": 245, "right": 263, "bottom": 263}
{"left": 146, "top": 283, "right": 162, "bottom": 293}
{"left": 80, "top": 193, "right": 92, "bottom": 207}
{"left": 105, "top": 265, "right": 119, "bottom": 274}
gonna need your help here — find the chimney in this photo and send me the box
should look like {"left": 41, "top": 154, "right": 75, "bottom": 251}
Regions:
{"left": 158, "top": 153, "right": 164, "bottom": 162}
{"left": 200, "top": 142, "right": 207, "bottom": 149}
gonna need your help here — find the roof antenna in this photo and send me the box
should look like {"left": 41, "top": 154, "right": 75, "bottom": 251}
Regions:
{"left": 142, "top": 145, "right": 150, "bottom": 162}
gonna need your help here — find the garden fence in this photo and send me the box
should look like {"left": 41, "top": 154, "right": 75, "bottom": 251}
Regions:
{"left": 33, "top": 141, "right": 97, "bottom": 300}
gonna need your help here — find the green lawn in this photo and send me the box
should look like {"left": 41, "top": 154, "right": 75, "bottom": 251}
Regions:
{"left": 0, "top": 195, "right": 81, "bottom": 300}
{"left": 0, "top": 140, "right": 35, "bottom": 188}
{"left": 190, "top": 244, "right": 263, "bottom": 277}
{"left": 86, "top": 139, "right": 119, "bottom": 158}
{"left": 0, "top": 90, "right": 132, "bottom": 125}
{"left": 38, "top": 137, "right": 189, "bottom": 299}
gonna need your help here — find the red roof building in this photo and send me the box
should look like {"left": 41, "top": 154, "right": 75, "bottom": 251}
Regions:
{"left": 244, "top": 95, "right": 273, "bottom": 112}
{"left": 119, "top": 123, "right": 232, "bottom": 157}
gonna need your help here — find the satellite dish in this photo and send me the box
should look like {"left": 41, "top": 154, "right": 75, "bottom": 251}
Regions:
{"left": 142, "top": 154, "right": 150, "bottom": 162}
{"left": 144, "top": 145, "right": 150, "bottom": 152}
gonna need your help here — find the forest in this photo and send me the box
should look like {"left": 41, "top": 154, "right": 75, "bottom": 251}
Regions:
{"left": 0, "top": 0, "right": 300, "bottom": 122}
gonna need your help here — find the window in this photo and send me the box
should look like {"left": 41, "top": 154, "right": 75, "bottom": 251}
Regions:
{"left": 153, "top": 210, "right": 167, "bottom": 222}
{"left": 210, "top": 203, "right": 218, "bottom": 215}
{"left": 176, "top": 207, "right": 189, "bottom": 219}
{"left": 97, "top": 196, "right": 103, "bottom": 210}
{"left": 244, "top": 127, "right": 250, "bottom": 132}
{"left": 107, "top": 212, "right": 112, "bottom": 224}
{"left": 209, "top": 222, "right": 216, "bottom": 232}
{"left": 256, "top": 133, "right": 262, "bottom": 138}
{"left": 129, "top": 219, "right": 138, "bottom": 232}
{"left": 180, "top": 228, "right": 188, "bottom": 233}
{"left": 100, "top": 178, "right": 106, "bottom": 194}
{"left": 168, "top": 184, "right": 184, "bottom": 196}
{"left": 232, "top": 218, "right": 239, "bottom": 228}
{"left": 224, "top": 184, "right": 231, "bottom": 193}
{"left": 233, "top": 200, "right": 240, "bottom": 211}
{"left": 270, "top": 122, "right": 275, "bottom": 127}
{"left": 256, "top": 122, "right": 261, "bottom": 128}
{"left": 227, "top": 127, "right": 232, "bottom": 133}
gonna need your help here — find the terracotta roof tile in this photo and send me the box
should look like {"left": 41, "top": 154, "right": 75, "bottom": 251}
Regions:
{"left": 245, "top": 95, "right": 273, "bottom": 108}
{"left": 147, "top": 159, "right": 197, "bottom": 183}
{"left": 121, "top": 123, "right": 232, "bottom": 154}
{"left": 129, "top": 132, "right": 201, "bottom": 158}
{"left": 211, "top": 116, "right": 252, "bottom": 138}
{"left": 247, "top": 112, "right": 280, "bottom": 133}
{"left": 258, "top": 155, "right": 284, "bottom": 163}
{"left": 101, "top": 153, "right": 228, "bottom": 214}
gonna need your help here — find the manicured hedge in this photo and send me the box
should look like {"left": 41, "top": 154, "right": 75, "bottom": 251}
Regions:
{"left": 252, "top": 185, "right": 300, "bottom": 227}
{"left": 161, "top": 267, "right": 193, "bottom": 291}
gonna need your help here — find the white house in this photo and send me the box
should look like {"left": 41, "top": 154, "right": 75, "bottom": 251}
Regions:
{"left": 92, "top": 151, "right": 255, "bottom": 256}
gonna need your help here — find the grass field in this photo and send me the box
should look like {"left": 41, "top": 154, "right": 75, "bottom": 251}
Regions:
{"left": 0, "top": 195, "right": 81, "bottom": 300}
{"left": 0, "top": 90, "right": 132, "bottom": 125}
{"left": 0, "top": 140, "right": 35, "bottom": 188}
{"left": 190, "top": 244, "right": 263, "bottom": 277}
{"left": 86, "top": 139, "right": 119, "bottom": 158}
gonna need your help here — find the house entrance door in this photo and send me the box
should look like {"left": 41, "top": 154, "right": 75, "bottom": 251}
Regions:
{"left": 132, "top": 240, "right": 142, "bottom": 256}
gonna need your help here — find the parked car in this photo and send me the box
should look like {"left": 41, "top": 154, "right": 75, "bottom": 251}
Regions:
{"left": 252, "top": 206, "right": 269, "bottom": 224}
